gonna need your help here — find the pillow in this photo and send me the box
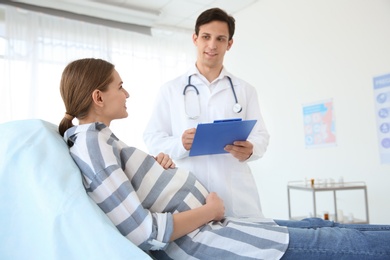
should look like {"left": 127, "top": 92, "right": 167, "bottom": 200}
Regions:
{"left": 0, "top": 119, "right": 151, "bottom": 260}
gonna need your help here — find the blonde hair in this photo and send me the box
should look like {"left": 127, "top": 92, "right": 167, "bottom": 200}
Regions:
{"left": 58, "top": 58, "right": 114, "bottom": 136}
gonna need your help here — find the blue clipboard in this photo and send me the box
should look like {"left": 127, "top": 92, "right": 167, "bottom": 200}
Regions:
{"left": 189, "top": 119, "right": 257, "bottom": 156}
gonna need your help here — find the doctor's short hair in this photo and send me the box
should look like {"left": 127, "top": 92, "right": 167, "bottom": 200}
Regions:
{"left": 195, "top": 7, "right": 235, "bottom": 40}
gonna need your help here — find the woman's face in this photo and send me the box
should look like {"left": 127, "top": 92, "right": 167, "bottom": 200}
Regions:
{"left": 100, "top": 69, "right": 130, "bottom": 123}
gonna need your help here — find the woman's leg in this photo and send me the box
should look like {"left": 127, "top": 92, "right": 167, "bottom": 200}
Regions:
{"left": 275, "top": 217, "right": 334, "bottom": 228}
{"left": 275, "top": 218, "right": 390, "bottom": 260}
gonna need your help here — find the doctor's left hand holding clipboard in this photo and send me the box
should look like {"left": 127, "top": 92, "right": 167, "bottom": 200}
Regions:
{"left": 189, "top": 118, "right": 257, "bottom": 156}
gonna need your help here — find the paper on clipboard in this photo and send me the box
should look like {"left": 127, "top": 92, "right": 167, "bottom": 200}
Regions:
{"left": 189, "top": 119, "right": 257, "bottom": 156}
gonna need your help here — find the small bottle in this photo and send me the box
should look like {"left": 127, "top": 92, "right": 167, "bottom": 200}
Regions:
{"left": 323, "top": 211, "right": 329, "bottom": 220}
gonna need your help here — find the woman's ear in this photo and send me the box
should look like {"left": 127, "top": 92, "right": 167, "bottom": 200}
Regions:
{"left": 91, "top": 89, "right": 104, "bottom": 107}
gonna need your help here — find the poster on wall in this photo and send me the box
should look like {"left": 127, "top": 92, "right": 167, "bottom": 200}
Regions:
{"left": 302, "top": 99, "right": 336, "bottom": 148}
{"left": 373, "top": 73, "right": 390, "bottom": 164}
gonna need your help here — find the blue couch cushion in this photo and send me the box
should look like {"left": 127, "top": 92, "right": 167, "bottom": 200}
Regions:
{"left": 0, "top": 119, "right": 151, "bottom": 260}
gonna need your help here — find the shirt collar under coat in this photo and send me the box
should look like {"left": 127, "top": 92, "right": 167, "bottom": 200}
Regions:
{"left": 186, "top": 64, "right": 235, "bottom": 92}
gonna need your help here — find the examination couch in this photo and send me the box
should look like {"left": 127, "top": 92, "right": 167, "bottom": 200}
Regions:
{"left": 0, "top": 119, "right": 151, "bottom": 259}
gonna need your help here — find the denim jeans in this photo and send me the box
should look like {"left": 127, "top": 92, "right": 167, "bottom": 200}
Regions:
{"left": 275, "top": 218, "right": 390, "bottom": 260}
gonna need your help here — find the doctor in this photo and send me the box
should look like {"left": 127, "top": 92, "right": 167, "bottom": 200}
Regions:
{"left": 143, "top": 7, "right": 270, "bottom": 218}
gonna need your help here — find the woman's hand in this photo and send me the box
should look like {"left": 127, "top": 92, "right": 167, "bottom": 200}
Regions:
{"left": 205, "top": 192, "right": 225, "bottom": 221}
{"left": 170, "top": 192, "right": 225, "bottom": 241}
{"left": 154, "top": 152, "right": 175, "bottom": 169}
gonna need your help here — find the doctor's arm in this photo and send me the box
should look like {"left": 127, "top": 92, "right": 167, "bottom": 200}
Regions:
{"left": 224, "top": 84, "right": 269, "bottom": 162}
{"left": 144, "top": 89, "right": 191, "bottom": 160}
{"left": 242, "top": 86, "right": 270, "bottom": 161}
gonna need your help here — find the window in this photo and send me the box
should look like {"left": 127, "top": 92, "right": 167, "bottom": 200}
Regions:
{"left": 1, "top": 5, "right": 194, "bottom": 149}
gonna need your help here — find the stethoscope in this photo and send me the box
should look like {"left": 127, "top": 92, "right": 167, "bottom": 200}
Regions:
{"left": 183, "top": 75, "right": 242, "bottom": 119}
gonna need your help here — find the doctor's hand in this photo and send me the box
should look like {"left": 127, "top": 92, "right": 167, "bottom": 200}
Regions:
{"left": 154, "top": 152, "right": 176, "bottom": 169}
{"left": 182, "top": 128, "right": 196, "bottom": 151}
{"left": 205, "top": 192, "right": 225, "bottom": 221}
{"left": 224, "top": 141, "right": 253, "bottom": 162}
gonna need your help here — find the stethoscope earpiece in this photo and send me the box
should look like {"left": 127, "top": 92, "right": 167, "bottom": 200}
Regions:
{"left": 184, "top": 75, "right": 242, "bottom": 119}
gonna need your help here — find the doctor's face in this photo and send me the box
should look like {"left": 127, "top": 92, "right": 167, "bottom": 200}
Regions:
{"left": 193, "top": 21, "right": 233, "bottom": 70}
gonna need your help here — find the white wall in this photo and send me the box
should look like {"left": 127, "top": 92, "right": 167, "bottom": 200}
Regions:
{"left": 225, "top": 0, "right": 390, "bottom": 223}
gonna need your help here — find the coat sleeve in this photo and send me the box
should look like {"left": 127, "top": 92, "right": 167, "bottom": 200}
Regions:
{"left": 242, "top": 81, "right": 270, "bottom": 162}
{"left": 143, "top": 81, "right": 189, "bottom": 160}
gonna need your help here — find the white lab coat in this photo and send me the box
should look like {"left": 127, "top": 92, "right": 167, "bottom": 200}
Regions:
{"left": 143, "top": 65, "right": 270, "bottom": 218}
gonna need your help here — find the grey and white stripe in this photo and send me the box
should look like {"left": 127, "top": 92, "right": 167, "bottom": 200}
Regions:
{"left": 64, "top": 122, "right": 289, "bottom": 259}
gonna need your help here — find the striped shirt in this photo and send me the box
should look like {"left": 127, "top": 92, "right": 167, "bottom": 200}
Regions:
{"left": 64, "top": 122, "right": 288, "bottom": 259}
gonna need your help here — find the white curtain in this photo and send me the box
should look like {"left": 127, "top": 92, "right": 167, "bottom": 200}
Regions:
{"left": 0, "top": 5, "right": 195, "bottom": 150}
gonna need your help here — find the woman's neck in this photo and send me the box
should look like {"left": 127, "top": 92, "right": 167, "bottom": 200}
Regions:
{"left": 79, "top": 115, "right": 110, "bottom": 127}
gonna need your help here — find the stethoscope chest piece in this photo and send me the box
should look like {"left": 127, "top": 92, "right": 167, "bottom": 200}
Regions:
{"left": 233, "top": 103, "right": 242, "bottom": 113}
